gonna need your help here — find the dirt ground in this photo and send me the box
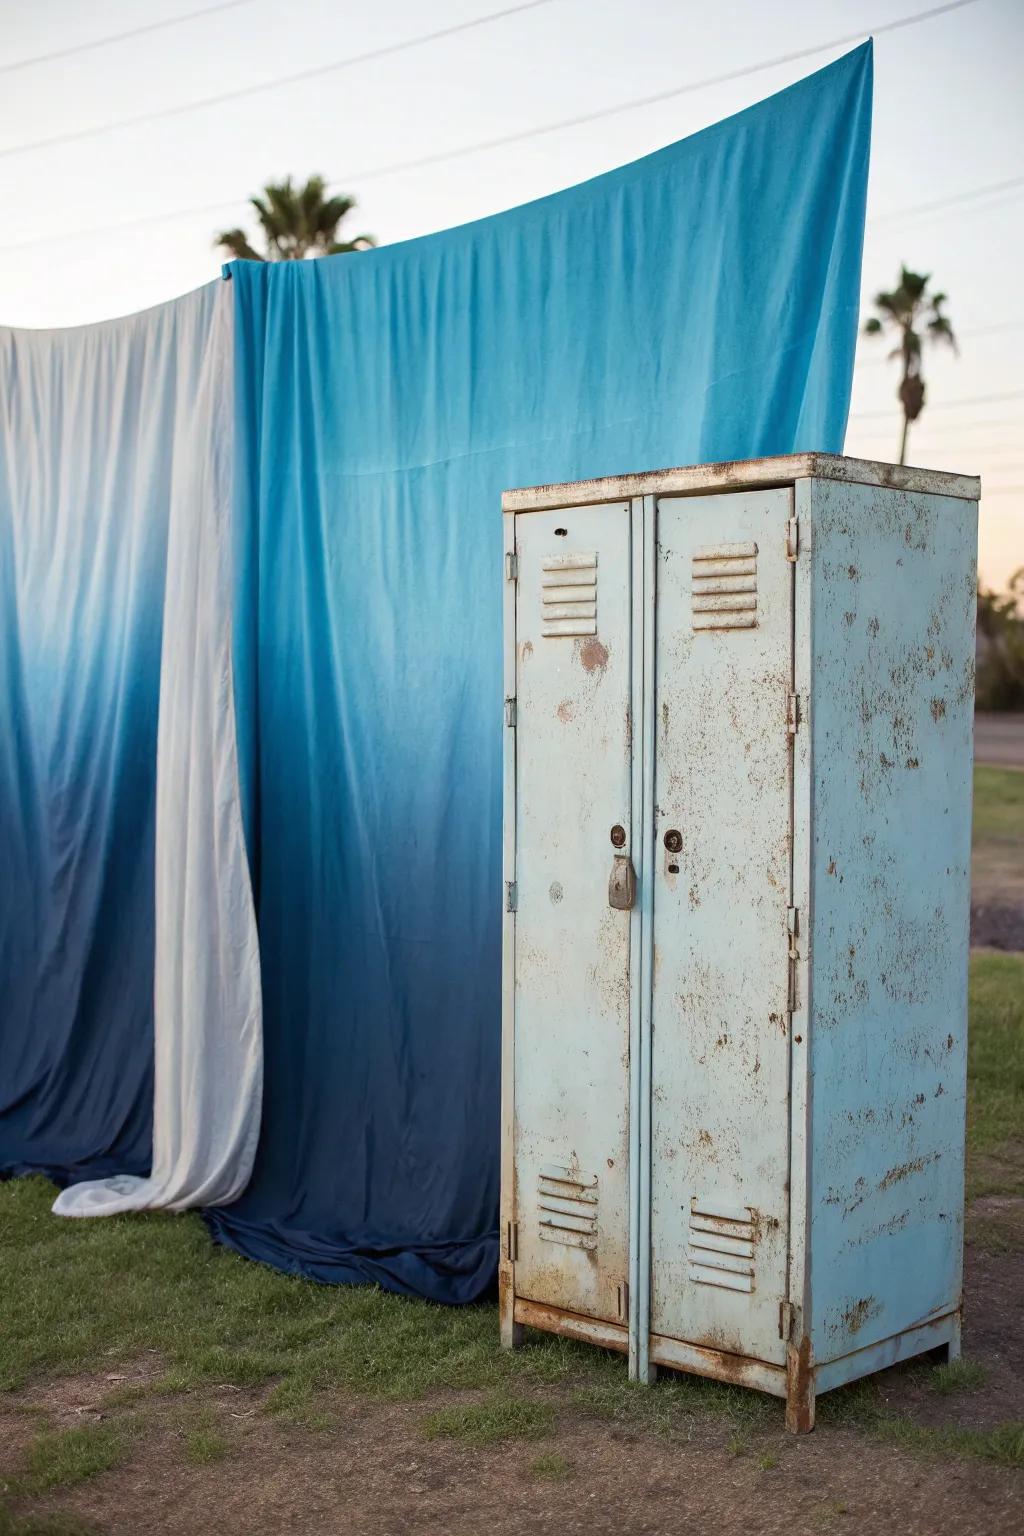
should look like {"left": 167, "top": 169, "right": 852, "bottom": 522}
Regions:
{"left": 3, "top": 1222, "right": 1022, "bottom": 1536}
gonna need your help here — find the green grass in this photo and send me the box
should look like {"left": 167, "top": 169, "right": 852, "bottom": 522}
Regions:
{"left": 11, "top": 1423, "right": 128, "bottom": 1497}
{"left": 972, "top": 765, "right": 1024, "bottom": 904}
{"left": 530, "top": 1451, "right": 573, "bottom": 1480}
{"left": 420, "top": 1394, "right": 554, "bottom": 1446}
{"left": 929, "top": 1359, "right": 989, "bottom": 1396}
{"left": 966, "top": 951, "right": 1024, "bottom": 1196}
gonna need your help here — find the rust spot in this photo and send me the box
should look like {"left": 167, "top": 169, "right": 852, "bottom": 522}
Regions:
{"left": 556, "top": 699, "right": 574, "bottom": 723}
{"left": 578, "top": 638, "right": 609, "bottom": 673}
{"left": 930, "top": 697, "right": 947, "bottom": 722}
{"left": 827, "top": 859, "right": 837, "bottom": 877}
{"left": 867, "top": 616, "right": 880, "bottom": 637}
{"left": 847, "top": 564, "right": 859, "bottom": 580}
{"left": 878, "top": 1153, "right": 939, "bottom": 1192}
{"left": 786, "top": 1336, "right": 814, "bottom": 1434}
{"left": 844, "top": 611, "right": 855, "bottom": 626}
{"left": 521, "top": 640, "right": 533, "bottom": 659}
{"left": 548, "top": 881, "right": 563, "bottom": 904}
{"left": 697, "top": 1129, "right": 714, "bottom": 1146}
{"left": 842, "top": 1296, "right": 880, "bottom": 1336}
{"left": 905, "top": 757, "right": 919, "bottom": 769}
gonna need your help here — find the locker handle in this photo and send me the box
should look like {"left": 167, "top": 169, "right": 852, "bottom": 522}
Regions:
{"left": 608, "top": 854, "right": 637, "bottom": 911}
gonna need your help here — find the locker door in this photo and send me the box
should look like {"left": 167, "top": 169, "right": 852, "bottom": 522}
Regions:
{"left": 649, "top": 489, "right": 794, "bottom": 1366}
{"left": 512, "top": 503, "right": 634, "bottom": 1326}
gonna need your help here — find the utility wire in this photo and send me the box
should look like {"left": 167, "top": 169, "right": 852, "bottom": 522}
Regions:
{"left": 850, "top": 390, "right": 1024, "bottom": 419}
{"left": 856, "top": 319, "right": 1024, "bottom": 364}
{"left": 0, "top": 0, "right": 256, "bottom": 76}
{"left": 0, "top": 0, "right": 989, "bottom": 251}
{"left": 871, "top": 173, "right": 1024, "bottom": 224}
{"left": 0, "top": 0, "right": 561, "bottom": 160}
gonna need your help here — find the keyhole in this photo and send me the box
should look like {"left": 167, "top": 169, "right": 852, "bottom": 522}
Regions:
{"left": 610, "top": 824, "right": 626, "bottom": 848}
{"left": 664, "top": 829, "right": 682, "bottom": 853}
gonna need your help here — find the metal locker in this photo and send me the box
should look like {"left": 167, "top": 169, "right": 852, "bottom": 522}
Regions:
{"left": 500, "top": 455, "right": 980, "bottom": 1431}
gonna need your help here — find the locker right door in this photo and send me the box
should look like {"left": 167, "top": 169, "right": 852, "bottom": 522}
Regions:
{"left": 649, "top": 488, "right": 794, "bottom": 1367}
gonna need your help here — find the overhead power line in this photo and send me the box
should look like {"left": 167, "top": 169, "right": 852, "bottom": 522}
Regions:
{"left": 0, "top": 1, "right": 991, "bottom": 255}
{"left": 0, "top": 0, "right": 256, "bottom": 76}
{"left": 0, "top": 0, "right": 979, "bottom": 162}
{"left": 850, "top": 390, "right": 1024, "bottom": 420}
{"left": 871, "top": 173, "right": 1024, "bottom": 224}
{"left": 856, "top": 319, "right": 1024, "bottom": 365}
{"left": 0, "top": 0, "right": 561, "bottom": 161}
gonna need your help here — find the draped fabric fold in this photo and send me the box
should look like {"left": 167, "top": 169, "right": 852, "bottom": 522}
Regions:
{"left": 0, "top": 281, "right": 263, "bottom": 1216}
{"left": 205, "top": 47, "right": 873, "bottom": 1301}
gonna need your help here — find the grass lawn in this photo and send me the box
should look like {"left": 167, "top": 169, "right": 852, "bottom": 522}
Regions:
{"left": 0, "top": 768, "right": 1021, "bottom": 1531}
{"left": 972, "top": 764, "right": 1024, "bottom": 906}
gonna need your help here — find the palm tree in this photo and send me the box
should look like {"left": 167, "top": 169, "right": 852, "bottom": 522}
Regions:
{"left": 215, "top": 175, "right": 375, "bottom": 262}
{"left": 862, "top": 267, "right": 957, "bottom": 465}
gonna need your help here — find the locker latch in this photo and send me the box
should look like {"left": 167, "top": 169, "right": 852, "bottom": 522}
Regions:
{"left": 608, "top": 854, "right": 637, "bottom": 911}
{"left": 785, "top": 516, "right": 799, "bottom": 561}
{"left": 505, "top": 551, "right": 519, "bottom": 582}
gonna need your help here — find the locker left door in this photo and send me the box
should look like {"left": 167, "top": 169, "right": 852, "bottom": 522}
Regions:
{"left": 510, "top": 502, "right": 635, "bottom": 1327}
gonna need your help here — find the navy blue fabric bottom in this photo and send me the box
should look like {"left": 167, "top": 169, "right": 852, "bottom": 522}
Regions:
{"left": 203, "top": 1209, "right": 498, "bottom": 1303}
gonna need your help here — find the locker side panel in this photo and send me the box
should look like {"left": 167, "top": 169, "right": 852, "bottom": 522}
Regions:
{"left": 806, "top": 479, "right": 977, "bottom": 1367}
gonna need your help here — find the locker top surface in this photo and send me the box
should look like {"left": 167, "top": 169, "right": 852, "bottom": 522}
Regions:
{"left": 501, "top": 453, "right": 980, "bottom": 513}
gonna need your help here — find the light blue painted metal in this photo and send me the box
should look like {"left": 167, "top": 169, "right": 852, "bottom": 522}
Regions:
{"left": 501, "top": 456, "right": 979, "bottom": 1432}
{"left": 800, "top": 477, "right": 977, "bottom": 1385}
{"left": 509, "top": 502, "right": 634, "bottom": 1328}
{"left": 649, "top": 489, "right": 794, "bottom": 1368}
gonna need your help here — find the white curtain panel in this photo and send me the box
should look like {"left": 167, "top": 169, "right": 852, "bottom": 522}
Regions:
{"left": 53, "top": 279, "right": 262, "bottom": 1216}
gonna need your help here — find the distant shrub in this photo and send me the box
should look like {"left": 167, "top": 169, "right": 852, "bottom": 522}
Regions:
{"left": 976, "top": 570, "right": 1024, "bottom": 711}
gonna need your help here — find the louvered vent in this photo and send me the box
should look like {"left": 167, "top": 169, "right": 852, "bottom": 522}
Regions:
{"left": 538, "top": 1163, "right": 598, "bottom": 1249}
{"left": 691, "top": 542, "right": 758, "bottom": 630}
{"left": 688, "top": 1196, "right": 757, "bottom": 1293}
{"left": 541, "top": 553, "right": 597, "bottom": 638}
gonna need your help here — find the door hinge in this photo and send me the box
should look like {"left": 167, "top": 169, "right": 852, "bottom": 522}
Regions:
{"left": 779, "top": 1300, "right": 795, "bottom": 1341}
{"left": 616, "top": 1280, "right": 629, "bottom": 1324}
{"left": 505, "top": 1221, "right": 519, "bottom": 1262}
{"left": 504, "top": 696, "right": 517, "bottom": 727}
{"left": 787, "top": 907, "right": 800, "bottom": 1013}
{"left": 785, "top": 515, "right": 799, "bottom": 561}
{"left": 786, "top": 692, "right": 803, "bottom": 735}
{"left": 505, "top": 551, "right": 519, "bottom": 582}
{"left": 505, "top": 880, "right": 518, "bottom": 913}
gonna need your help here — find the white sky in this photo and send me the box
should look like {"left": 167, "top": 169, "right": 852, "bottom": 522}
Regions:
{"left": 1, "top": 0, "right": 1021, "bottom": 588}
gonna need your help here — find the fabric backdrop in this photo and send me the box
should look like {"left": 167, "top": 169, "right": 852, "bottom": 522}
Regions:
{"left": 0, "top": 282, "right": 262, "bottom": 1211}
{"left": 203, "top": 45, "right": 873, "bottom": 1301}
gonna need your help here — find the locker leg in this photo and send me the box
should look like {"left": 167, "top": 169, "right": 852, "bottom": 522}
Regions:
{"left": 785, "top": 1337, "right": 815, "bottom": 1435}
{"left": 499, "top": 1268, "right": 524, "bottom": 1350}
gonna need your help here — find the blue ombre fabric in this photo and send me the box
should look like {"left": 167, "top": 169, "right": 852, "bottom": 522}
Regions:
{"left": 203, "top": 47, "right": 872, "bottom": 1300}
{"left": 0, "top": 285, "right": 223, "bottom": 1182}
